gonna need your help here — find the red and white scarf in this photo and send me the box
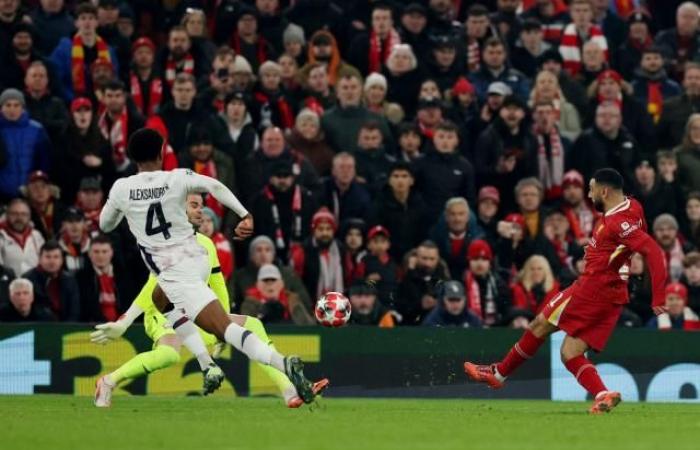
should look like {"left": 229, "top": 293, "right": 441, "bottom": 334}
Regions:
{"left": 98, "top": 109, "right": 129, "bottom": 170}
{"left": 231, "top": 33, "right": 270, "bottom": 66}
{"left": 264, "top": 184, "right": 303, "bottom": 252}
{"left": 467, "top": 40, "right": 481, "bottom": 73}
{"left": 71, "top": 34, "right": 110, "bottom": 95}
{"left": 130, "top": 72, "right": 162, "bottom": 117}
{"left": 254, "top": 91, "right": 295, "bottom": 130}
{"left": 535, "top": 126, "right": 565, "bottom": 200}
{"left": 464, "top": 271, "right": 499, "bottom": 326}
{"left": 317, "top": 240, "right": 344, "bottom": 298}
{"left": 244, "top": 285, "right": 291, "bottom": 320}
{"left": 165, "top": 53, "right": 194, "bottom": 88}
{"left": 95, "top": 264, "right": 118, "bottom": 322}
{"left": 665, "top": 238, "right": 686, "bottom": 282}
{"left": 657, "top": 307, "right": 700, "bottom": 330}
{"left": 559, "top": 23, "right": 608, "bottom": 76}
{"left": 0, "top": 222, "right": 34, "bottom": 248}
{"left": 368, "top": 28, "right": 401, "bottom": 73}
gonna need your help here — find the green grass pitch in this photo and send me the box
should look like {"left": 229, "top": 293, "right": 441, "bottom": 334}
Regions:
{"left": 2, "top": 395, "right": 699, "bottom": 450}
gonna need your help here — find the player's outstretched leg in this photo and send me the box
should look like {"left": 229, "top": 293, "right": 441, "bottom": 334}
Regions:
{"left": 238, "top": 315, "right": 329, "bottom": 407}
{"left": 94, "top": 339, "right": 180, "bottom": 407}
{"left": 561, "top": 335, "right": 621, "bottom": 414}
{"left": 464, "top": 314, "right": 555, "bottom": 388}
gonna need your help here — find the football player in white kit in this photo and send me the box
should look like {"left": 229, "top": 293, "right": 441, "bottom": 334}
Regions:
{"left": 98, "top": 129, "right": 317, "bottom": 403}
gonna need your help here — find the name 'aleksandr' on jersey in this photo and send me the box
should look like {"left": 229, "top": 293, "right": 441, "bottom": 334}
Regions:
{"left": 129, "top": 186, "right": 169, "bottom": 201}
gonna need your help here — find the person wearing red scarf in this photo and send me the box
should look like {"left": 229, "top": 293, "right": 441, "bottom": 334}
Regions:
{"left": 253, "top": 61, "right": 295, "bottom": 131}
{"left": 20, "top": 170, "right": 65, "bottom": 240}
{"left": 97, "top": 80, "right": 145, "bottom": 172}
{"left": 160, "top": 26, "right": 196, "bottom": 91}
{"left": 532, "top": 101, "right": 571, "bottom": 201}
{"left": 0, "top": 198, "right": 45, "bottom": 277}
{"left": 75, "top": 177, "right": 105, "bottom": 234}
{"left": 129, "top": 37, "right": 162, "bottom": 118}
{"left": 230, "top": 7, "right": 275, "bottom": 73}
{"left": 347, "top": 3, "right": 401, "bottom": 76}
{"left": 615, "top": 11, "right": 654, "bottom": 79}
{"left": 57, "top": 207, "right": 91, "bottom": 273}
{"left": 241, "top": 263, "right": 314, "bottom": 324}
{"left": 463, "top": 240, "right": 512, "bottom": 326}
{"left": 559, "top": 0, "right": 608, "bottom": 76}
{"left": 560, "top": 170, "right": 599, "bottom": 243}
{"left": 631, "top": 46, "right": 683, "bottom": 124}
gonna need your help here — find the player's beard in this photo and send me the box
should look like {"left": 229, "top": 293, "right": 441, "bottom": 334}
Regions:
{"left": 593, "top": 198, "right": 605, "bottom": 212}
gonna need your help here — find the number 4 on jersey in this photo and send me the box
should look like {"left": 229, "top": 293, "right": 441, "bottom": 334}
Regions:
{"left": 145, "top": 202, "right": 173, "bottom": 239}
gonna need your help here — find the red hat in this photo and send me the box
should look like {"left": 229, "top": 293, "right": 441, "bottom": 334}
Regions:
{"left": 70, "top": 97, "right": 92, "bottom": 113}
{"left": 27, "top": 170, "right": 50, "bottom": 184}
{"left": 478, "top": 186, "right": 500, "bottom": 204}
{"left": 504, "top": 213, "right": 526, "bottom": 229}
{"left": 562, "top": 170, "right": 584, "bottom": 189}
{"left": 132, "top": 36, "right": 155, "bottom": 54}
{"left": 468, "top": 239, "right": 493, "bottom": 261}
{"left": 311, "top": 208, "right": 337, "bottom": 231}
{"left": 453, "top": 77, "right": 475, "bottom": 95}
{"left": 367, "top": 225, "right": 390, "bottom": 240}
{"left": 665, "top": 282, "right": 688, "bottom": 301}
{"left": 90, "top": 58, "right": 113, "bottom": 72}
{"left": 596, "top": 69, "right": 622, "bottom": 85}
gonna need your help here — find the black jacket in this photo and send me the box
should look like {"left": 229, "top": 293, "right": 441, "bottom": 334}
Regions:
{"left": 25, "top": 93, "right": 69, "bottom": 142}
{"left": 319, "top": 178, "right": 372, "bottom": 224}
{"left": 158, "top": 101, "right": 210, "bottom": 154}
{"left": 382, "top": 66, "right": 427, "bottom": 120}
{"left": 0, "top": 303, "right": 55, "bottom": 322}
{"left": 76, "top": 263, "right": 136, "bottom": 323}
{"left": 396, "top": 266, "right": 450, "bottom": 325}
{"left": 22, "top": 268, "right": 80, "bottom": 322}
{"left": 353, "top": 147, "right": 396, "bottom": 195}
{"left": 657, "top": 94, "right": 700, "bottom": 149}
{"left": 241, "top": 149, "right": 320, "bottom": 204}
{"left": 584, "top": 96, "right": 656, "bottom": 155}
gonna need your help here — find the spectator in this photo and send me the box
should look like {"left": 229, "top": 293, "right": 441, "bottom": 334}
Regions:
{"left": 591, "top": 0, "right": 627, "bottom": 51}
{"left": 646, "top": 282, "right": 700, "bottom": 330}
{"left": 476, "top": 186, "right": 501, "bottom": 246}
{"left": 58, "top": 207, "right": 91, "bottom": 273}
{"left": 383, "top": 43, "right": 425, "bottom": 120}
{"left": 242, "top": 126, "right": 319, "bottom": 203}
{"left": 228, "top": 235, "right": 311, "bottom": 313}
{"left": 231, "top": 54, "right": 256, "bottom": 91}
{"left": 655, "top": 2, "right": 700, "bottom": 80}
{"left": 286, "top": 109, "right": 334, "bottom": 177}
{"left": 75, "top": 177, "right": 105, "bottom": 234}
{"left": 241, "top": 263, "right": 314, "bottom": 325}
{"left": 199, "top": 207, "right": 234, "bottom": 281}
{"left": 427, "top": 35, "right": 463, "bottom": 95}
{"left": 0, "top": 263, "right": 14, "bottom": 308}
{"left": 181, "top": 7, "right": 216, "bottom": 70}
{"left": 615, "top": 11, "right": 654, "bottom": 80}
{"left": 348, "top": 3, "right": 401, "bottom": 76}
{"left": 463, "top": 4, "right": 497, "bottom": 73}
{"left": 369, "top": 161, "right": 427, "bottom": 262}
{"left": 301, "top": 30, "right": 360, "bottom": 87}
{"left": 53, "top": 98, "right": 115, "bottom": 203}
{"left": 282, "top": 23, "right": 306, "bottom": 67}
{"left": 653, "top": 213, "right": 694, "bottom": 282}
{"left": 396, "top": 240, "right": 450, "bottom": 325}
{"left": 250, "top": 159, "right": 317, "bottom": 262}
{"left": 23, "top": 240, "right": 80, "bottom": 321}
{"left": 576, "top": 40, "right": 608, "bottom": 87}
{"left": 20, "top": 170, "right": 65, "bottom": 240}
{"left": 529, "top": 70, "right": 582, "bottom": 141}
{"left": 252, "top": 61, "right": 296, "bottom": 131}
{"left": 475, "top": 82, "right": 511, "bottom": 133}
{"left": 98, "top": 80, "right": 145, "bottom": 173}
{"left": 469, "top": 37, "right": 531, "bottom": 103}
{"left": 321, "top": 72, "right": 395, "bottom": 154}
{"left": 129, "top": 37, "right": 162, "bottom": 118}
{"left": 278, "top": 53, "right": 302, "bottom": 97}
{"left": 354, "top": 121, "right": 396, "bottom": 193}
{"left": 0, "top": 198, "right": 44, "bottom": 277}
{"left": 538, "top": 48, "right": 588, "bottom": 116}
{"left": 157, "top": 26, "right": 205, "bottom": 97}
{"left": 396, "top": 122, "right": 424, "bottom": 162}
{"left": 532, "top": 100, "right": 573, "bottom": 201}
{"left": 399, "top": 3, "right": 430, "bottom": 63}
{"left": 96, "top": 0, "right": 130, "bottom": 81}
{"left": 319, "top": 152, "right": 371, "bottom": 223}
{"left": 197, "top": 46, "right": 236, "bottom": 116}
{"left": 632, "top": 159, "right": 684, "bottom": 225}
{"left": 210, "top": 90, "right": 259, "bottom": 164}
{"left": 298, "top": 63, "right": 336, "bottom": 114}
{"left": 422, "top": 280, "right": 483, "bottom": 328}
{"left": 414, "top": 97, "right": 446, "bottom": 148}
{"left": 158, "top": 73, "right": 206, "bottom": 154}
{"left": 511, "top": 19, "right": 551, "bottom": 79}
{"left": 559, "top": 0, "right": 608, "bottom": 77}
{"left": 340, "top": 218, "right": 367, "bottom": 288}
{"left": 290, "top": 208, "right": 345, "bottom": 299}
{"left": 511, "top": 254, "right": 560, "bottom": 315}
{"left": 681, "top": 192, "right": 700, "bottom": 249}
{"left": 23, "top": 61, "right": 69, "bottom": 142}
{"left": 347, "top": 281, "right": 395, "bottom": 327}
{"left": 228, "top": 6, "right": 276, "bottom": 73}
{"left": 676, "top": 113, "right": 700, "bottom": 194}
{"left": 415, "top": 120, "right": 476, "bottom": 223}
{"left": 560, "top": 170, "right": 598, "bottom": 241}
{"left": 474, "top": 95, "right": 538, "bottom": 210}
{"left": 363, "top": 72, "right": 404, "bottom": 125}
{"left": 658, "top": 63, "right": 700, "bottom": 149}
{"left": 542, "top": 209, "right": 583, "bottom": 286}
{"left": 569, "top": 102, "right": 641, "bottom": 188}
{"left": 357, "top": 225, "right": 399, "bottom": 306}
{"left": 625, "top": 252, "right": 651, "bottom": 325}
{"left": 0, "top": 89, "right": 51, "bottom": 201}
{"left": 31, "top": 0, "right": 75, "bottom": 56}
{"left": 0, "top": 278, "right": 54, "bottom": 322}
{"left": 462, "top": 239, "right": 512, "bottom": 326}
{"left": 430, "top": 197, "right": 481, "bottom": 279}
{"left": 76, "top": 234, "right": 133, "bottom": 322}
{"left": 682, "top": 252, "right": 700, "bottom": 314}
{"left": 521, "top": 0, "right": 569, "bottom": 46}
{"left": 631, "top": 46, "right": 682, "bottom": 124}
{"left": 50, "top": 2, "right": 118, "bottom": 101}
{"left": 445, "top": 77, "right": 480, "bottom": 148}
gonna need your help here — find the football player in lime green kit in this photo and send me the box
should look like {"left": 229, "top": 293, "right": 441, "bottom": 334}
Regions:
{"left": 91, "top": 193, "right": 327, "bottom": 407}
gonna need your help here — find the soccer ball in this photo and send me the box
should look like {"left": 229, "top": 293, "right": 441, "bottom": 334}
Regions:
{"left": 315, "top": 292, "right": 351, "bottom": 327}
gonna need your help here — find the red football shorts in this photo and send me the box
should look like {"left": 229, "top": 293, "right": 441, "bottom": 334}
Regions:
{"left": 540, "top": 285, "right": 623, "bottom": 352}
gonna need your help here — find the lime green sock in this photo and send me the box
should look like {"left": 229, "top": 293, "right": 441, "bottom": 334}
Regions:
{"left": 243, "top": 317, "right": 295, "bottom": 398}
{"left": 109, "top": 345, "right": 180, "bottom": 384}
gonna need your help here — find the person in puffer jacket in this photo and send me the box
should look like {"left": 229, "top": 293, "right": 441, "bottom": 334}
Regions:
{"left": 0, "top": 89, "right": 51, "bottom": 201}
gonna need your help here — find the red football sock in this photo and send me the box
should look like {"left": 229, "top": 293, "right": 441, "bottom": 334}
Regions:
{"left": 495, "top": 330, "right": 545, "bottom": 377}
{"left": 564, "top": 354, "right": 607, "bottom": 397}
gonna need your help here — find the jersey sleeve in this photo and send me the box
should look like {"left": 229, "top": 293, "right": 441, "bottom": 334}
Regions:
{"left": 179, "top": 169, "right": 249, "bottom": 218}
{"left": 196, "top": 233, "right": 230, "bottom": 312}
{"left": 99, "top": 180, "right": 126, "bottom": 233}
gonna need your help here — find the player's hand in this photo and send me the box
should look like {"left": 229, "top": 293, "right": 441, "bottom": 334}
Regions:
{"left": 234, "top": 214, "right": 254, "bottom": 240}
{"left": 90, "top": 321, "right": 127, "bottom": 345}
{"left": 652, "top": 305, "right": 668, "bottom": 316}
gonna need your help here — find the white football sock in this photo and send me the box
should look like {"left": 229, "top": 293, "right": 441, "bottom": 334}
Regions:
{"left": 164, "top": 310, "right": 214, "bottom": 370}
{"left": 224, "top": 322, "right": 286, "bottom": 372}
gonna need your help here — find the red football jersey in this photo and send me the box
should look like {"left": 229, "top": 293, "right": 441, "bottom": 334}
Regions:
{"left": 574, "top": 198, "right": 652, "bottom": 304}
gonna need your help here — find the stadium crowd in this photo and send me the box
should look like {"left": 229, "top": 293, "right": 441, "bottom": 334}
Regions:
{"left": 0, "top": 0, "right": 699, "bottom": 331}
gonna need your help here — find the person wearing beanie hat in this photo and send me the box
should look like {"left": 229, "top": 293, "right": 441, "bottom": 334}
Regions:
{"left": 130, "top": 37, "right": 162, "bottom": 117}
{"left": 446, "top": 77, "right": 479, "bottom": 131}
{"left": 422, "top": 280, "right": 483, "bottom": 328}
{"left": 117, "top": 2, "right": 135, "bottom": 40}
{"left": 360, "top": 223, "right": 399, "bottom": 305}
{"left": 3, "top": 23, "right": 63, "bottom": 97}
{"left": 283, "top": 23, "right": 306, "bottom": 66}
{"left": 286, "top": 107, "right": 334, "bottom": 177}
{"left": 462, "top": 238, "right": 512, "bottom": 326}
{"left": 31, "top": 0, "right": 75, "bottom": 56}
{"left": 347, "top": 279, "right": 396, "bottom": 327}
{"left": 560, "top": 170, "right": 599, "bottom": 241}
{"left": 253, "top": 60, "right": 296, "bottom": 131}
{"left": 0, "top": 87, "right": 51, "bottom": 200}
{"left": 339, "top": 218, "right": 368, "bottom": 287}
{"left": 291, "top": 207, "right": 344, "bottom": 298}
{"left": 653, "top": 213, "right": 693, "bottom": 282}
{"left": 613, "top": 10, "right": 655, "bottom": 79}
{"left": 196, "top": 206, "right": 235, "bottom": 281}
{"left": 228, "top": 3, "right": 276, "bottom": 74}
{"left": 646, "top": 281, "right": 700, "bottom": 330}
{"left": 475, "top": 186, "right": 500, "bottom": 244}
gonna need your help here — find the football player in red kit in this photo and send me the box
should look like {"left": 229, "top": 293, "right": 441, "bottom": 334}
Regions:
{"left": 464, "top": 168, "right": 668, "bottom": 414}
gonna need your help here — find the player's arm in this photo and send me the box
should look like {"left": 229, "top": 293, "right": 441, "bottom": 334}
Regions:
{"left": 99, "top": 182, "right": 125, "bottom": 233}
{"left": 618, "top": 222, "right": 668, "bottom": 315}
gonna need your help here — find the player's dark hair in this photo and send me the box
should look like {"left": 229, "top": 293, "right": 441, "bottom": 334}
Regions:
{"left": 127, "top": 128, "right": 164, "bottom": 163}
{"left": 592, "top": 168, "right": 624, "bottom": 190}
{"left": 40, "top": 240, "right": 62, "bottom": 255}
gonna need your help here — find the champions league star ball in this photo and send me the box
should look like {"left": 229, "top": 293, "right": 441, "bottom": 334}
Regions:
{"left": 315, "top": 292, "right": 351, "bottom": 327}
